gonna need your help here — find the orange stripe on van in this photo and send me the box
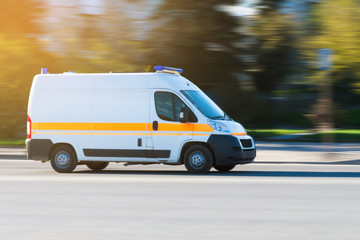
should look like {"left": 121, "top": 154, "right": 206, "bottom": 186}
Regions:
{"left": 32, "top": 132, "right": 92, "bottom": 135}
{"left": 31, "top": 122, "right": 39, "bottom": 131}
{"left": 32, "top": 131, "right": 211, "bottom": 137}
{"left": 35, "top": 122, "right": 92, "bottom": 131}
{"left": 32, "top": 122, "right": 214, "bottom": 132}
{"left": 231, "top": 132, "right": 247, "bottom": 136}
{"left": 158, "top": 123, "right": 192, "bottom": 132}
{"left": 156, "top": 123, "right": 213, "bottom": 132}
{"left": 193, "top": 124, "right": 214, "bottom": 132}
{"left": 93, "top": 123, "right": 147, "bottom": 131}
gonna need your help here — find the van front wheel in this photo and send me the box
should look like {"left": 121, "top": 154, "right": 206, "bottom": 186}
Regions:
{"left": 50, "top": 146, "right": 78, "bottom": 173}
{"left": 184, "top": 145, "right": 213, "bottom": 174}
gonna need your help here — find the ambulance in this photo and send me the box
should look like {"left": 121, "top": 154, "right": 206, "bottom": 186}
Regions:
{"left": 26, "top": 66, "right": 256, "bottom": 173}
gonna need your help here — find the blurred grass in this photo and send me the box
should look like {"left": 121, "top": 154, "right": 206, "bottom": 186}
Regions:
{"left": 0, "top": 139, "right": 25, "bottom": 146}
{"left": 247, "top": 129, "right": 306, "bottom": 139}
{"left": 298, "top": 129, "right": 360, "bottom": 142}
{"left": 248, "top": 129, "right": 360, "bottom": 142}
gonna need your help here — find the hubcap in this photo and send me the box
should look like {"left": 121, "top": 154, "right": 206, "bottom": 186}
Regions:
{"left": 189, "top": 151, "right": 206, "bottom": 169}
{"left": 55, "top": 151, "right": 70, "bottom": 168}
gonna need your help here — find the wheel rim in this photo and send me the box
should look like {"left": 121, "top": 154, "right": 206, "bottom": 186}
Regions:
{"left": 55, "top": 151, "right": 71, "bottom": 168}
{"left": 189, "top": 151, "right": 206, "bottom": 169}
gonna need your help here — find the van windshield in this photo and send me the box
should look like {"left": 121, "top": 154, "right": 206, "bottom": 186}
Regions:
{"left": 181, "top": 90, "right": 231, "bottom": 120}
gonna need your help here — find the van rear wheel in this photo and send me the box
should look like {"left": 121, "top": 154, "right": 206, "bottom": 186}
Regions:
{"left": 50, "top": 146, "right": 77, "bottom": 173}
{"left": 184, "top": 145, "right": 213, "bottom": 174}
{"left": 86, "top": 162, "right": 109, "bottom": 171}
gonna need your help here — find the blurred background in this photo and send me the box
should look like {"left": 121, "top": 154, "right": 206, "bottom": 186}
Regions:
{"left": 0, "top": 0, "right": 359, "bottom": 142}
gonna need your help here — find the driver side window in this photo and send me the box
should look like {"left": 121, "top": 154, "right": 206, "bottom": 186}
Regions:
{"left": 155, "top": 92, "right": 196, "bottom": 122}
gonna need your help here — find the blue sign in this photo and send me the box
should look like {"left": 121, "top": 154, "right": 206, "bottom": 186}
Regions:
{"left": 318, "top": 49, "right": 333, "bottom": 71}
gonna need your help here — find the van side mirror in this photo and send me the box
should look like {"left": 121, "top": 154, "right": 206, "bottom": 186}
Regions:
{"left": 180, "top": 107, "right": 190, "bottom": 123}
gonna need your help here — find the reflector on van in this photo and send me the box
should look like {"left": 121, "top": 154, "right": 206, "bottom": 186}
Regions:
{"left": 154, "top": 66, "right": 183, "bottom": 75}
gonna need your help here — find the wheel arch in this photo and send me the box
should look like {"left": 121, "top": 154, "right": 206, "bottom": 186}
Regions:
{"left": 179, "top": 141, "right": 215, "bottom": 164}
{"left": 49, "top": 143, "right": 78, "bottom": 161}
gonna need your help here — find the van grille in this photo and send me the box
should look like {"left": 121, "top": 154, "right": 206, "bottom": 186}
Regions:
{"left": 240, "top": 139, "right": 252, "bottom": 148}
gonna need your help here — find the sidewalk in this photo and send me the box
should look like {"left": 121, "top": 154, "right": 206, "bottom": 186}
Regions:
{"left": 266, "top": 132, "right": 315, "bottom": 140}
{"left": 255, "top": 142, "right": 360, "bottom": 165}
{"left": 0, "top": 147, "right": 26, "bottom": 160}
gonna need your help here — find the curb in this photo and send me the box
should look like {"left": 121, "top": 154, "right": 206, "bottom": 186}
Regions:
{"left": 0, "top": 154, "right": 27, "bottom": 160}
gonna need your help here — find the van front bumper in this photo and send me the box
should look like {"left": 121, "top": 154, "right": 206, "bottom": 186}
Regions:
{"left": 207, "top": 135, "right": 256, "bottom": 166}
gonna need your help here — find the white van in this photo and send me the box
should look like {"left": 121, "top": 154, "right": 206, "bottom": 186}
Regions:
{"left": 26, "top": 66, "right": 256, "bottom": 173}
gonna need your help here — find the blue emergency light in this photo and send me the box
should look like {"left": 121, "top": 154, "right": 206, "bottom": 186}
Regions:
{"left": 41, "top": 68, "right": 47, "bottom": 74}
{"left": 154, "top": 65, "right": 183, "bottom": 73}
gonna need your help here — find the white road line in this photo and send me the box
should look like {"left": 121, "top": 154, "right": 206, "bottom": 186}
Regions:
{"left": 1, "top": 159, "right": 360, "bottom": 166}
{"left": 0, "top": 175, "right": 359, "bottom": 185}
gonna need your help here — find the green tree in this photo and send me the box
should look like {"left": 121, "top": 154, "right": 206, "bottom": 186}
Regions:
{"left": 301, "top": 0, "right": 360, "bottom": 128}
{"left": 0, "top": 36, "right": 62, "bottom": 138}
{"left": 0, "top": 0, "right": 60, "bottom": 138}
{"left": 249, "top": 0, "right": 300, "bottom": 93}
{"left": 252, "top": 13, "right": 299, "bottom": 93}
{"left": 304, "top": 0, "right": 360, "bottom": 97}
{"left": 146, "top": 0, "right": 244, "bottom": 113}
{"left": 59, "top": 0, "right": 147, "bottom": 73}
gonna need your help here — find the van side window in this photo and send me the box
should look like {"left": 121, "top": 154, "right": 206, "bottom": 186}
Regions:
{"left": 155, "top": 92, "right": 196, "bottom": 122}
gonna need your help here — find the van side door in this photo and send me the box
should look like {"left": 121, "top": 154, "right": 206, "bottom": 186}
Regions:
{"left": 85, "top": 87, "right": 151, "bottom": 162}
{"left": 149, "top": 90, "right": 196, "bottom": 163}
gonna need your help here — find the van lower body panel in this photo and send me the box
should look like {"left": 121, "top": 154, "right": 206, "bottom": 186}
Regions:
{"left": 83, "top": 149, "right": 170, "bottom": 158}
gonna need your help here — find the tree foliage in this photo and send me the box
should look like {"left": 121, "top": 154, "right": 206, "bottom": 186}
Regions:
{"left": 303, "top": 0, "right": 360, "bottom": 109}
{"left": 304, "top": 0, "right": 360, "bottom": 87}
{"left": 0, "top": 0, "right": 43, "bottom": 35}
{"left": 59, "top": 2, "right": 146, "bottom": 73}
{"left": 251, "top": 12, "right": 299, "bottom": 93}
{"left": 3, "top": 0, "right": 360, "bottom": 138}
{"left": 247, "top": 0, "right": 300, "bottom": 93}
{"left": 0, "top": 0, "right": 57, "bottom": 138}
{"left": 0, "top": 37, "right": 61, "bottom": 138}
{"left": 147, "top": 0, "right": 243, "bottom": 103}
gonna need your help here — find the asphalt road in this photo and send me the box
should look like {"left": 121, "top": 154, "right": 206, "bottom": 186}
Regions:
{"left": 1, "top": 152, "right": 360, "bottom": 240}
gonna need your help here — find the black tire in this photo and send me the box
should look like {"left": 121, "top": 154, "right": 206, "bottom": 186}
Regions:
{"left": 86, "top": 162, "right": 109, "bottom": 171}
{"left": 184, "top": 145, "right": 213, "bottom": 174}
{"left": 50, "top": 145, "right": 78, "bottom": 173}
{"left": 213, "top": 164, "right": 236, "bottom": 172}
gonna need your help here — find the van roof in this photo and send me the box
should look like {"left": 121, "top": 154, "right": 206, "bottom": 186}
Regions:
{"left": 40, "top": 65, "right": 183, "bottom": 76}
{"left": 34, "top": 72, "right": 200, "bottom": 92}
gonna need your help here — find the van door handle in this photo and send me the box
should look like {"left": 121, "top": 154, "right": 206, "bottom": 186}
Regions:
{"left": 153, "top": 121, "right": 158, "bottom": 131}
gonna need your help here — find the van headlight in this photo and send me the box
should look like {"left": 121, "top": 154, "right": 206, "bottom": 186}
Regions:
{"left": 207, "top": 119, "right": 230, "bottom": 133}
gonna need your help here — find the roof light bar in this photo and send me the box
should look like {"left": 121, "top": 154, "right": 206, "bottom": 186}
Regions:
{"left": 41, "top": 68, "right": 47, "bottom": 74}
{"left": 154, "top": 66, "right": 183, "bottom": 75}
